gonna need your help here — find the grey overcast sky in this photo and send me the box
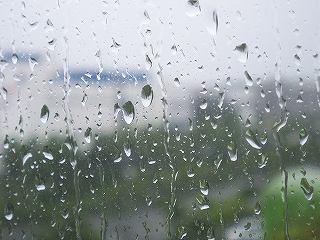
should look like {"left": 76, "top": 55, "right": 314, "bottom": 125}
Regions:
{"left": 0, "top": 0, "right": 319, "bottom": 82}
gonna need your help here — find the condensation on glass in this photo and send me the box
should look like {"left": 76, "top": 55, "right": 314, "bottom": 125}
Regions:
{"left": 0, "top": 0, "right": 319, "bottom": 239}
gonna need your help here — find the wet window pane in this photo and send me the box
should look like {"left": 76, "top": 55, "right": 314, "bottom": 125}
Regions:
{"left": 0, "top": 0, "right": 319, "bottom": 239}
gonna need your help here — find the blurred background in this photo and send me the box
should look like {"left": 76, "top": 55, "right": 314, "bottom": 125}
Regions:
{"left": 0, "top": 0, "right": 320, "bottom": 239}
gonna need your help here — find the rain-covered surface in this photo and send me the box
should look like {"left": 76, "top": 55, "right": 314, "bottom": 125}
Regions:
{"left": 0, "top": 0, "right": 320, "bottom": 239}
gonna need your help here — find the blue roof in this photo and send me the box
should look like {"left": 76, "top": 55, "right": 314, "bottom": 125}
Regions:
{"left": 57, "top": 69, "right": 147, "bottom": 84}
{"left": 1, "top": 51, "right": 41, "bottom": 63}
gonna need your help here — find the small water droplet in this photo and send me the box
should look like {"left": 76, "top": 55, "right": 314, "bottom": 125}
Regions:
{"left": 141, "top": 84, "right": 153, "bottom": 107}
{"left": 254, "top": 201, "right": 261, "bottom": 215}
{"left": 40, "top": 105, "right": 49, "bottom": 123}
{"left": 174, "top": 77, "right": 181, "bottom": 87}
{"left": 122, "top": 101, "right": 135, "bottom": 124}
{"left": 11, "top": 53, "right": 18, "bottom": 64}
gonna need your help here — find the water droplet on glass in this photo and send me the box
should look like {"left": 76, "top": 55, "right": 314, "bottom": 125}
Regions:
{"left": 197, "top": 195, "right": 210, "bottom": 210}
{"left": 141, "top": 84, "right": 153, "bottom": 107}
{"left": 22, "top": 152, "right": 32, "bottom": 165}
{"left": 42, "top": 151, "right": 53, "bottom": 160}
{"left": 207, "top": 227, "right": 215, "bottom": 240}
{"left": 145, "top": 54, "right": 152, "bottom": 70}
{"left": 299, "top": 128, "right": 309, "bottom": 146}
{"left": 200, "top": 99, "right": 207, "bottom": 109}
{"left": 254, "top": 201, "right": 261, "bottom": 215}
{"left": 174, "top": 77, "right": 181, "bottom": 87}
{"left": 4, "top": 203, "right": 14, "bottom": 221}
{"left": 84, "top": 127, "right": 92, "bottom": 143}
{"left": 114, "top": 103, "right": 121, "bottom": 118}
{"left": 11, "top": 53, "right": 18, "bottom": 64}
{"left": 40, "top": 105, "right": 49, "bottom": 123}
{"left": 186, "top": 0, "right": 201, "bottom": 17}
{"left": 227, "top": 140, "right": 238, "bottom": 161}
{"left": 200, "top": 179, "right": 209, "bottom": 195}
{"left": 124, "top": 141, "right": 132, "bottom": 157}
{"left": 245, "top": 129, "right": 262, "bottom": 149}
{"left": 244, "top": 71, "right": 253, "bottom": 87}
{"left": 122, "top": 101, "right": 135, "bottom": 124}
{"left": 300, "top": 178, "right": 313, "bottom": 200}
{"left": 234, "top": 43, "right": 248, "bottom": 63}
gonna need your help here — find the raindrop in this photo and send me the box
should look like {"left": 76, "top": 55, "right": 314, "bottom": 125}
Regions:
{"left": 35, "top": 175, "right": 46, "bottom": 191}
{"left": 28, "top": 57, "right": 38, "bottom": 71}
{"left": 141, "top": 84, "right": 153, "bottom": 107}
{"left": 299, "top": 128, "right": 309, "bottom": 146}
{"left": 4, "top": 203, "right": 14, "bottom": 221}
{"left": 22, "top": 152, "right": 32, "bottom": 165}
{"left": 212, "top": 10, "right": 218, "bottom": 35}
{"left": 124, "top": 141, "right": 132, "bottom": 157}
{"left": 122, "top": 101, "right": 135, "bottom": 124}
{"left": 200, "top": 179, "right": 209, "bottom": 195}
{"left": 234, "top": 43, "right": 248, "bottom": 63}
{"left": 245, "top": 129, "right": 262, "bottom": 149}
{"left": 11, "top": 53, "right": 18, "bottom": 64}
{"left": 207, "top": 227, "right": 215, "bottom": 240}
{"left": 114, "top": 103, "right": 121, "bottom": 118}
{"left": 197, "top": 195, "right": 210, "bottom": 210}
{"left": 145, "top": 54, "right": 152, "bottom": 70}
{"left": 178, "top": 226, "right": 187, "bottom": 239}
{"left": 300, "top": 178, "right": 313, "bottom": 200}
{"left": 200, "top": 99, "right": 207, "bottom": 109}
{"left": 40, "top": 105, "right": 49, "bottom": 123}
{"left": 227, "top": 140, "right": 238, "bottom": 161}
{"left": 174, "top": 77, "right": 181, "bottom": 87}
{"left": 186, "top": 0, "right": 201, "bottom": 17}
{"left": 43, "top": 151, "right": 53, "bottom": 160}
{"left": 244, "top": 71, "right": 253, "bottom": 86}
{"left": 3, "top": 135, "right": 9, "bottom": 149}
{"left": 254, "top": 201, "right": 261, "bottom": 215}
{"left": 84, "top": 127, "right": 92, "bottom": 143}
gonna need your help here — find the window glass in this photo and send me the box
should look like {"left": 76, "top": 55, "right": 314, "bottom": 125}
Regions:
{"left": 0, "top": 0, "right": 319, "bottom": 239}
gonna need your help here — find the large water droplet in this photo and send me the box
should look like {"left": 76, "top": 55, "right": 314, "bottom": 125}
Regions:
{"left": 200, "top": 179, "right": 209, "bottom": 195}
{"left": 186, "top": 0, "right": 201, "bottom": 17}
{"left": 244, "top": 71, "right": 253, "bottom": 87}
{"left": 141, "top": 85, "right": 153, "bottom": 107}
{"left": 227, "top": 140, "right": 238, "bottom": 161}
{"left": 124, "top": 141, "right": 132, "bottom": 157}
{"left": 299, "top": 128, "right": 309, "bottom": 146}
{"left": 84, "top": 127, "right": 92, "bottom": 143}
{"left": 245, "top": 129, "right": 262, "bottom": 149}
{"left": 40, "top": 105, "right": 49, "bottom": 123}
{"left": 122, "top": 101, "right": 135, "bottom": 124}
{"left": 234, "top": 43, "right": 248, "bottom": 63}
{"left": 43, "top": 151, "right": 53, "bottom": 160}
{"left": 11, "top": 53, "right": 18, "bottom": 64}
{"left": 4, "top": 203, "right": 14, "bottom": 221}
{"left": 22, "top": 152, "right": 32, "bottom": 165}
{"left": 197, "top": 195, "right": 210, "bottom": 210}
{"left": 300, "top": 178, "right": 313, "bottom": 200}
